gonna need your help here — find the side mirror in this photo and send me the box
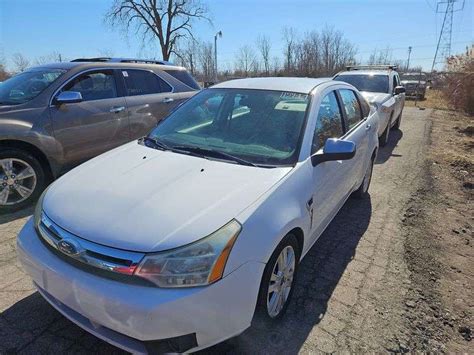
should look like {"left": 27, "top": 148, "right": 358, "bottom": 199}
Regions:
{"left": 394, "top": 86, "right": 406, "bottom": 95}
{"left": 54, "top": 91, "right": 83, "bottom": 105}
{"left": 311, "top": 138, "right": 356, "bottom": 167}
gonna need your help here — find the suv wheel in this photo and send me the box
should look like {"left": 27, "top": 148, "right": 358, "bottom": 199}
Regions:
{"left": 257, "top": 234, "right": 299, "bottom": 320}
{"left": 392, "top": 112, "right": 402, "bottom": 130}
{"left": 0, "top": 149, "right": 46, "bottom": 213}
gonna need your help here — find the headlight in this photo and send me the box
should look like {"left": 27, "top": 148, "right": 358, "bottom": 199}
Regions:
{"left": 135, "top": 220, "right": 241, "bottom": 288}
{"left": 33, "top": 187, "right": 49, "bottom": 230}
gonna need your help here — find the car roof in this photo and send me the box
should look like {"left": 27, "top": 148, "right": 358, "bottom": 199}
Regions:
{"left": 28, "top": 61, "right": 186, "bottom": 71}
{"left": 212, "top": 77, "right": 331, "bottom": 94}
{"left": 335, "top": 70, "right": 391, "bottom": 76}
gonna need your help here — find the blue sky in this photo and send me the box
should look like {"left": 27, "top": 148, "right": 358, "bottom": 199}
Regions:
{"left": 1, "top": 0, "right": 472, "bottom": 71}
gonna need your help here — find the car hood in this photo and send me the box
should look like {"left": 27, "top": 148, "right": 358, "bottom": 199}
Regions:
{"left": 360, "top": 92, "right": 392, "bottom": 105}
{"left": 43, "top": 142, "right": 291, "bottom": 252}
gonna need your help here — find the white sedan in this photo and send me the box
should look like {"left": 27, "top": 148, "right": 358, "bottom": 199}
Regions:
{"left": 18, "top": 77, "right": 379, "bottom": 353}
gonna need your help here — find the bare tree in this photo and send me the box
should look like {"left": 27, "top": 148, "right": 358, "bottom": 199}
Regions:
{"left": 106, "top": 0, "right": 210, "bottom": 61}
{"left": 235, "top": 45, "right": 256, "bottom": 77}
{"left": 368, "top": 46, "right": 393, "bottom": 65}
{"left": 198, "top": 41, "right": 214, "bottom": 81}
{"left": 35, "top": 51, "right": 63, "bottom": 65}
{"left": 0, "top": 63, "right": 10, "bottom": 81}
{"left": 256, "top": 35, "right": 271, "bottom": 75}
{"left": 282, "top": 27, "right": 297, "bottom": 74}
{"left": 175, "top": 38, "right": 199, "bottom": 74}
{"left": 12, "top": 53, "right": 30, "bottom": 72}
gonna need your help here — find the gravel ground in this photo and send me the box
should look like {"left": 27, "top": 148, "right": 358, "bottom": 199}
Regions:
{"left": 1, "top": 107, "right": 469, "bottom": 354}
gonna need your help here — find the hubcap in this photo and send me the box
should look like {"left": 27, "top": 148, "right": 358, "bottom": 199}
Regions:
{"left": 0, "top": 158, "right": 37, "bottom": 206}
{"left": 267, "top": 245, "right": 295, "bottom": 318}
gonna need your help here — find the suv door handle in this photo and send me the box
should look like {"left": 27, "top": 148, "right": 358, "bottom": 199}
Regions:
{"left": 110, "top": 106, "right": 125, "bottom": 113}
{"left": 365, "top": 124, "right": 372, "bottom": 131}
{"left": 162, "top": 97, "right": 174, "bottom": 104}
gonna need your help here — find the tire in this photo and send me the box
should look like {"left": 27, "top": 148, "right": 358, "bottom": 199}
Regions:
{"left": 257, "top": 234, "right": 300, "bottom": 320}
{"left": 379, "top": 115, "right": 391, "bottom": 147}
{"left": 392, "top": 111, "right": 402, "bottom": 130}
{"left": 0, "top": 149, "right": 46, "bottom": 213}
{"left": 352, "top": 156, "right": 374, "bottom": 199}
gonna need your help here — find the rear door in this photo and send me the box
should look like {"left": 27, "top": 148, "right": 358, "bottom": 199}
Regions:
{"left": 337, "top": 88, "right": 369, "bottom": 191}
{"left": 49, "top": 69, "right": 130, "bottom": 169}
{"left": 120, "top": 69, "right": 183, "bottom": 138}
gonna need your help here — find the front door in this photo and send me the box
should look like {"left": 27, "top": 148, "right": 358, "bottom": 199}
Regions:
{"left": 310, "top": 91, "right": 348, "bottom": 241}
{"left": 49, "top": 69, "right": 130, "bottom": 170}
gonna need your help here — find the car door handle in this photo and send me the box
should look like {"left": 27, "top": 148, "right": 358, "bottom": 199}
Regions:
{"left": 365, "top": 124, "right": 372, "bottom": 131}
{"left": 110, "top": 106, "right": 125, "bottom": 113}
{"left": 162, "top": 97, "right": 174, "bottom": 104}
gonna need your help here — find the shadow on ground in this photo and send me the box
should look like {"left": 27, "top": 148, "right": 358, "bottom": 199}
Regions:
{"left": 0, "top": 206, "right": 34, "bottom": 224}
{"left": 376, "top": 129, "right": 403, "bottom": 165}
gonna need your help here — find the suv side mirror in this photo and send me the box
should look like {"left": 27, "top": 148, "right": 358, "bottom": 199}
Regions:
{"left": 394, "top": 86, "right": 406, "bottom": 95}
{"left": 54, "top": 91, "right": 83, "bottom": 105}
{"left": 311, "top": 138, "right": 356, "bottom": 167}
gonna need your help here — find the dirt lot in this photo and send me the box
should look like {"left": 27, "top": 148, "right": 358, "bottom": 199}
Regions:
{"left": 0, "top": 106, "right": 472, "bottom": 354}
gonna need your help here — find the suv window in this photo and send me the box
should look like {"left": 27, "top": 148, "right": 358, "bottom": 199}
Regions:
{"left": 393, "top": 74, "right": 400, "bottom": 92}
{"left": 312, "top": 91, "right": 343, "bottom": 153}
{"left": 164, "top": 69, "right": 200, "bottom": 90}
{"left": 123, "top": 70, "right": 172, "bottom": 96}
{"left": 63, "top": 70, "right": 117, "bottom": 101}
{"left": 339, "top": 89, "right": 363, "bottom": 130}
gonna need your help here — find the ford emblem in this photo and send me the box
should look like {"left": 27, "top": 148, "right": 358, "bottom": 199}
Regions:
{"left": 57, "top": 238, "right": 82, "bottom": 257}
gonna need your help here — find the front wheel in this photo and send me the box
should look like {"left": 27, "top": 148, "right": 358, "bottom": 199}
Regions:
{"left": 392, "top": 112, "right": 402, "bottom": 130}
{"left": 379, "top": 116, "right": 391, "bottom": 147}
{"left": 352, "top": 157, "right": 374, "bottom": 199}
{"left": 257, "top": 234, "right": 299, "bottom": 320}
{"left": 0, "top": 149, "right": 46, "bottom": 213}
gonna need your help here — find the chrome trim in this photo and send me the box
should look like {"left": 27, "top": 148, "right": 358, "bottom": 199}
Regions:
{"left": 38, "top": 213, "right": 145, "bottom": 275}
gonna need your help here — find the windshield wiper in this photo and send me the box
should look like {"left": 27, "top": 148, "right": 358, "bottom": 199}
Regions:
{"left": 171, "top": 145, "right": 257, "bottom": 167}
{"left": 139, "top": 136, "right": 172, "bottom": 151}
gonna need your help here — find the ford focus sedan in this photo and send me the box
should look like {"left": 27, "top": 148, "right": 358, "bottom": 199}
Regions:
{"left": 18, "top": 78, "right": 379, "bottom": 353}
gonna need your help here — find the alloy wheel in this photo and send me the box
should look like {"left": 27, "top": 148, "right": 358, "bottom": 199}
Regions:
{"left": 0, "top": 158, "right": 37, "bottom": 206}
{"left": 267, "top": 245, "right": 296, "bottom": 318}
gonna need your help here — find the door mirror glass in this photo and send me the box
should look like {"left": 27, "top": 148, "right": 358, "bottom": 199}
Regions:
{"left": 311, "top": 138, "right": 356, "bottom": 166}
{"left": 54, "top": 91, "right": 83, "bottom": 105}
{"left": 394, "top": 86, "right": 406, "bottom": 95}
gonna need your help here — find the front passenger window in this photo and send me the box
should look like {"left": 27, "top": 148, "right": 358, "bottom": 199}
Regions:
{"left": 339, "top": 89, "right": 363, "bottom": 130}
{"left": 312, "top": 92, "right": 343, "bottom": 153}
{"left": 62, "top": 70, "right": 117, "bottom": 101}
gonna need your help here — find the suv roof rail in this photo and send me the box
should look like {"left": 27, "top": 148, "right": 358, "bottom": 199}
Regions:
{"left": 346, "top": 64, "right": 398, "bottom": 71}
{"left": 70, "top": 57, "right": 175, "bottom": 66}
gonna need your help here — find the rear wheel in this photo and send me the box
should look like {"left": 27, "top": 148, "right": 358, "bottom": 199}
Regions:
{"left": 352, "top": 157, "right": 374, "bottom": 199}
{"left": 379, "top": 115, "right": 391, "bottom": 147}
{"left": 257, "top": 234, "right": 300, "bottom": 320}
{"left": 0, "top": 149, "right": 46, "bottom": 213}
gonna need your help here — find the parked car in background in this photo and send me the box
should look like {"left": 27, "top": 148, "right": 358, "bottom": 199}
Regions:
{"left": 400, "top": 72, "right": 428, "bottom": 99}
{"left": 333, "top": 65, "right": 405, "bottom": 146}
{"left": 0, "top": 58, "right": 199, "bottom": 212}
{"left": 18, "top": 77, "right": 379, "bottom": 353}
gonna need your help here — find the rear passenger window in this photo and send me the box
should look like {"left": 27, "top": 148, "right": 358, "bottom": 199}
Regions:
{"left": 339, "top": 89, "right": 362, "bottom": 130}
{"left": 312, "top": 92, "right": 343, "bottom": 153}
{"left": 122, "top": 70, "right": 172, "bottom": 96}
{"left": 164, "top": 69, "right": 201, "bottom": 90}
{"left": 63, "top": 70, "right": 117, "bottom": 101}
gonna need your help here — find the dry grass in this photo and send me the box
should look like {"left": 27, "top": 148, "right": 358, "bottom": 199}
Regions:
{"left": 404, "top": 89, "right": 450, "bottom": 110}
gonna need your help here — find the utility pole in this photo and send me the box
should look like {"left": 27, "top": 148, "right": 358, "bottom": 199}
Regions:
{"left": 406, "top": 46, "right": 412, "bottom": 71}
{"left": 431, "top": 0, "right": 465, "bottom": 72}
{"left": 214, "top": 31, "right": 222, "bottom": 83}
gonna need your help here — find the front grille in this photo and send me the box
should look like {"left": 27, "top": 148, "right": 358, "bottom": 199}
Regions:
{"left": 37, "top": 213, "right": 152, "bottom": 286}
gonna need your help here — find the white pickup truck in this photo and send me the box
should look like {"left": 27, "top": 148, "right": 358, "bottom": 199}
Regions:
{"left": 334, "top": 65, "right": 406, "bottom": 146}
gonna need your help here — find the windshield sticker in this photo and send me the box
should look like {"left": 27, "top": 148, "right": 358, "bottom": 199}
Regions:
{"left": 122, "top": 71, "right": 129, "bottom": 77}
{"left": 280, "top": 92, "right": 308, "bottom": 101}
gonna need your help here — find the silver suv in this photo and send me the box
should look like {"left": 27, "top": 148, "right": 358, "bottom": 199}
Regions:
{"left": 0, "top": 58, "right": 199, "bottom": 212}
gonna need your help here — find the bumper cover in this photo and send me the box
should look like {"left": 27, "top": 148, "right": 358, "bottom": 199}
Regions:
{"left": 17, "top": 218, "right": 265, "bottom": 353}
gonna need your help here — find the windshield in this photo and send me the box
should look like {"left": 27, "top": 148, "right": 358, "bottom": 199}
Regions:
{"left": 0, "top": 68, "right": 66, "bottom": 105}
{"left": 148, "top": 88, "right": 310, "bottom": 166}
{"left": 401, "top": 73, "right": 427, "bottom": 82}
{"left": 335, "top": 74, "right": 389, "bottom": 94}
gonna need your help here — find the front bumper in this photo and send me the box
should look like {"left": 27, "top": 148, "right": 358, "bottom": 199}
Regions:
{"left": 17, "top": 218, "right": 265, "bottom": 353}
